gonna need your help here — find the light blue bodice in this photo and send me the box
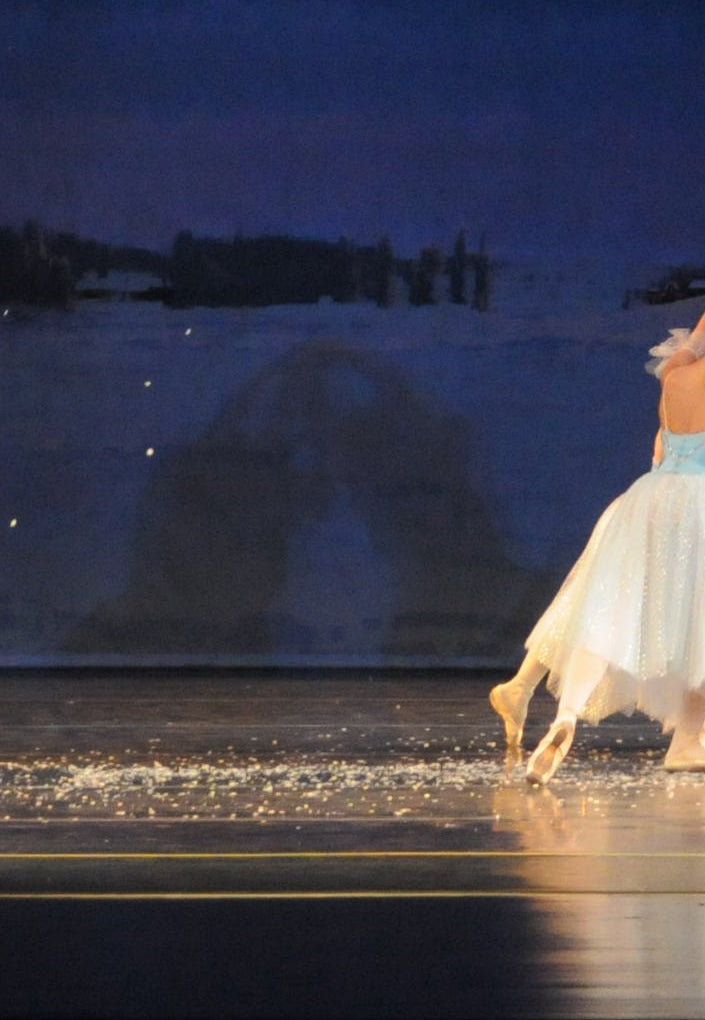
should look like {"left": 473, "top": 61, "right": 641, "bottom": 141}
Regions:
{"left": 657, "top": 428, "right": 705, "bottom": 474}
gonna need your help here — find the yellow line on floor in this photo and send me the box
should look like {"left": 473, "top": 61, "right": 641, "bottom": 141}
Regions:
{"left": 0, "top": 889, "right": 697, "bottom": 900}
{"left": 0, "top": 850, "right": 703, "bottom": 860}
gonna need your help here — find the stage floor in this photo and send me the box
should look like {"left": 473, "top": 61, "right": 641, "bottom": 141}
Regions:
{"left": 0, "top": 668, "right": 704, "bottom": 1019}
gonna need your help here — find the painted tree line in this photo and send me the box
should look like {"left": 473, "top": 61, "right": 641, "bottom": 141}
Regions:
{"left": 0, "top": 221, "right": 168, "bottom": 309}
{"left": 169, "top": 229, "right": 492, "bottom": 309}
{"left": 0, "top": 221, "right": 491, "bottom": 311}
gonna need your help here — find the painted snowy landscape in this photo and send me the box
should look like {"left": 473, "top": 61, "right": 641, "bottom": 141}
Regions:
{"left": 0, "top": 256, "right": 693, "bottom": 667}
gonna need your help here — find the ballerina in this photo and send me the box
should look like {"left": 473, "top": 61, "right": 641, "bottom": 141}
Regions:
{"left": 491, "top": 308, "right": 705, "bottom": 784}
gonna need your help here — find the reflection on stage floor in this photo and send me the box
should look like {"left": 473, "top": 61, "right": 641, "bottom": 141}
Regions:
{"left": 0, "top": 668, "right": 704, "bottom": 1019}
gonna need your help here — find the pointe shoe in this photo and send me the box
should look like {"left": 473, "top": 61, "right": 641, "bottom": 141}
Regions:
{"left": 489, "top": 681, "right": 531, "bottom": 747}
{"left": 526, "top": 716, "right": 576, "bottom": 786}
{"left": 664, "top": 730, "right": 705, "bottom": 772}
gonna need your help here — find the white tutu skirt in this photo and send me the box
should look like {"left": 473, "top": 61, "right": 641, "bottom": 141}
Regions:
{"left": 526, "top": 469, "right": 705, "bottom": 730}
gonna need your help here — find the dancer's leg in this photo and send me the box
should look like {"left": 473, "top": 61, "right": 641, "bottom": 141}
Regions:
{"left": 553, "top": 647, "right": 607, "bottom": 720}
{"left": 489, "top": 651, "right": 547, "bottom": 747}
{"left": 526, "top": 647, "right": 606, "bottom": 785}
{"left": 664, "top": 691, "right": 705, "bottom": 771}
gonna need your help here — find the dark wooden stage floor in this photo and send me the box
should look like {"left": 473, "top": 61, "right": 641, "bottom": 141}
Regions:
{"left": 0, "top": 667, "right": 703, "bottom": 1019}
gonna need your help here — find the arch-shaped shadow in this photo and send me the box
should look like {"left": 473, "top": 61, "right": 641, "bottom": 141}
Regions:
{"left": 64, "top": 338, "right": 547, "bottom": 659}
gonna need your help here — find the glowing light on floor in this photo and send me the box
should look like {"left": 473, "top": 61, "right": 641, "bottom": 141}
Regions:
{"left": 184, "top": 327, "right": 192, "bottom": 336}
{"left": 144, "top": 380, "right": 152, "bottom": 388}
{"left": 145, "top": 448, "right": 155, "bottom": 457}
{"left": 8, "top": 518, "right": 17, "bottom": 528}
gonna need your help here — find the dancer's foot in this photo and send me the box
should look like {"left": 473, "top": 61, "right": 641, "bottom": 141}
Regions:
{"left": 526, "top": 715, "right": 576, "bottom": 786}
{"left": 664, "top": 729, "right": 705, "bottom": 772}
{"left": 503, "top": 745, "right": 524, "bottom": 770}
{"left": 489, "top": 680, "right": 531, "bottom": 747}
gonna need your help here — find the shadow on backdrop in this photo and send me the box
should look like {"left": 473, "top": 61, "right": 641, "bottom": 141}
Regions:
{"left": 65, "top": 338, "right": 550, "bottom": 660}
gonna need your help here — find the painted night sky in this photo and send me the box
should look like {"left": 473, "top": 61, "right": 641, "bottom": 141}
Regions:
{"left": 3, "top": 0, "right": 705, "bottom": 665}
{"left": 3, "top": 0, "right": 705, "bottom": 262}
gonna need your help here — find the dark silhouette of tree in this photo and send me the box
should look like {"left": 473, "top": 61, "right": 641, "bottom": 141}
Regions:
{"left": 0, "top": 227, "right": 25, "bottom": 300}
{"left": 472, "top": 231, "right": 491, "bottom": 312}
{"left": 372, "top": 235, "right": 395, "bottom": 307}
{"left": 170, "top": 232, "right": 355, "bottom": 308}
{"left": 0, "top": 221, "right": 74, "bottom": 308}
{"left": 333, "top": 236, "right": 357, "bottom": 303}
{"left": 409, "top": 246, "right": 443, "bottom": 306}
{"left": 449, "top": 229, "right": 468, "bottom": 304}
{"left": 53, "top": 233, "right": 110, "bottom": 279}
{"left": 171, "top": 230, "right": 210, "bottom": 306}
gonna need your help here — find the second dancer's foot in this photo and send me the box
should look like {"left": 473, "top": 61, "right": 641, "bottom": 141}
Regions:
{"left": 664, "top": 729, "right": 705, "bottom": 772}
{"left": 489, "top": 680, "right": 531, "bottom": 747}
{"left": 526, "top": 715, "right": 576, "bottom": 786}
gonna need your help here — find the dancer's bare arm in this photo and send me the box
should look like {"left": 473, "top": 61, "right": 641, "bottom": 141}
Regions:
{"left": 691, "top": 304, "right": 705, "bottom": 343}
{"left": 661, "top": 306, "right": 705, "bottom": 382}
{"left": 661, "top": 347, "right": 699, "bottom": 381}
{"left": 653, "top": 428, "right": 663, "bottom": 465}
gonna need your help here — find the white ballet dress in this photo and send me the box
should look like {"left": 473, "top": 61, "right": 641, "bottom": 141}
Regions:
{"left": 525, "top": 426, "right": 705, "bottom": 730}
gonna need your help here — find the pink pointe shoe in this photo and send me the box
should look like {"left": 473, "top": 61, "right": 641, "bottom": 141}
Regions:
{"left": 664, "top": 729, "right": 705, "bottom": 772}
{"left": 489, "top": 681, "right": 531, "bottom": 747}
{"left": 525, "top": 716, "right": 576, "bottom": 786}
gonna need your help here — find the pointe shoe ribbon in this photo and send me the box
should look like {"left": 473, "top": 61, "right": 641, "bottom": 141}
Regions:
{"left": 526, "top": 716, "right": 575, "bottom": 786}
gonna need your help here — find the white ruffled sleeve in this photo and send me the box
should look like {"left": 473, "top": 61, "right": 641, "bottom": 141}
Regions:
{"left": 645, "top": 328, "right": 693, "bottom": 377}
